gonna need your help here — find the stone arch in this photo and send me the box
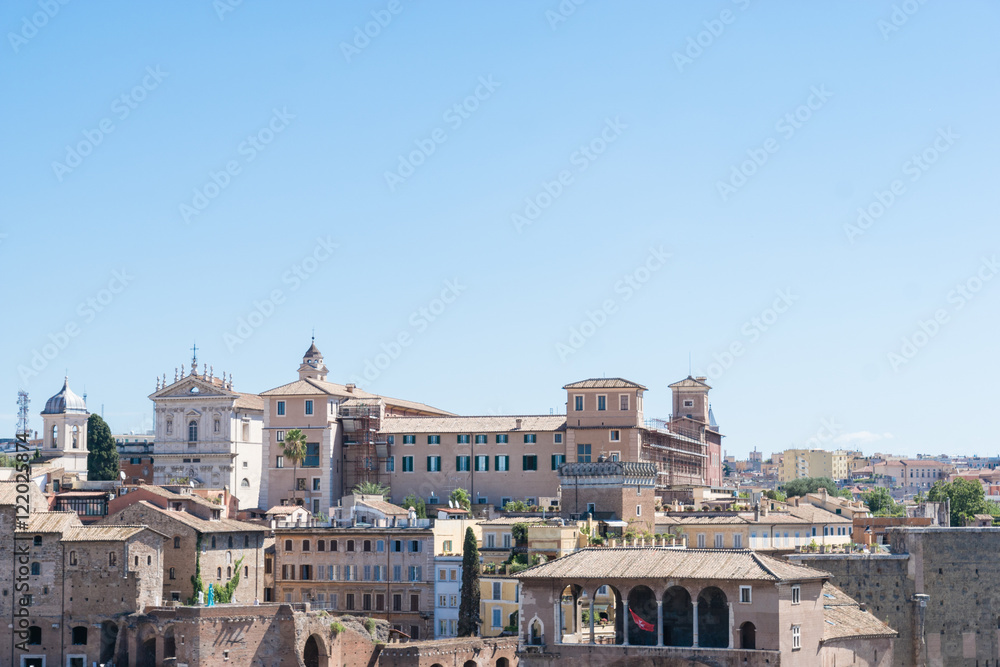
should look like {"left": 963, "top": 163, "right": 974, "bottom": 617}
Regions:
{"left": 463, "top": 661, "right": 478, "bottom": 667}
{"left": 558, "top": 583, "right": 585, "bottom": 643}
{"left": 99, "top": 621, "right": 119, "bottom": 664}
{"left": 528, "top": 615, "right": 544, "bottom": 645}
{"left": 164, "top": 624, "right": 177, "bottom": 658}
{"left": 71, "top": 625, "right": 88, "bottom": 645}
{"left": 697, "top": 586, "right": 729, "bottom": 648}
{"left": 303, "top": 633, "right": 329, "bottom": 667}
{"left": 497, "top": 659, "right": 510, "bottom": 667}
{"left": 626, "top": 585, "right": 657, "bottom": 646}
{"left": 592, "top": 584, "right": 624, "bottom": 644}
{"left": 662, "top": 585, "right": 693, "bottom": 647}
{"left": 740, "top": 621, "right": 756, "bottom": 649}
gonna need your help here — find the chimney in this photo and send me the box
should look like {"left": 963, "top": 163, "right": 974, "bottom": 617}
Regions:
{"left": 515, "top": 418, "right": 522, "bottom": 430}
{"left": 345, "top": 384, "right": 355, "bottom": 393}
{"left": 754, "top": 504, "right": 760, "bottom": 522}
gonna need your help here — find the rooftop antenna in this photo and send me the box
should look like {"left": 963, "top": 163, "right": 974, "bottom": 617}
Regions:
{"left": 689, "top": 352, "right": 692, "bottom": 377}
{"left": 16, "top": 391, "right": 30, "bottom": 438}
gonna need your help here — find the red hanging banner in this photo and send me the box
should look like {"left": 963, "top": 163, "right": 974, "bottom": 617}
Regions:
{"left": 630, "top": 608, "right": 654, "bottom": 632}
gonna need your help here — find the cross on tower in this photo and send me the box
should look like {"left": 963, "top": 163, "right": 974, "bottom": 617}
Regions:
{"left": 191, "top": 342, "right": 198, "bottom": 364}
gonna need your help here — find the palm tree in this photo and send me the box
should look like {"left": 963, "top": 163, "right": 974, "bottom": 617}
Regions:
{"left": 352, "top": 481, "right": 390, "bottom": 499}
{"left": 282, "top": 429, "right": 308, "bottom": 505}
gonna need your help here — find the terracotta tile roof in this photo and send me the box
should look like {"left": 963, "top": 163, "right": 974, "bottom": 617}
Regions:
{"left": 381, "top": 415, "right": 566, "bottom": 434}
{"left": 264, "top": 506, "right": 305, "bottom": 516}
{"left": 665, "top": 516, "right": 749, "bottom": 526}
{"left": 515, "top": 547, "right": 831, "bottom": 582}
{"left": 562, "top": 378, "right": 647, "bottom": 390}
{"left": 821, "top": 582, "right": 898, "bottom": 641}
{"left": 17, "top": 512, "right": 81, "bottom": 533}
{"left": 358, "top": 498, "right": 409, "bottom": 516}
{"left": 789, "top": 505, "right": 853, "bottom": 524}
{"left": 62, "top": 525, "right": 150, "bottom": 542}
{"left": 234, "top": 392, "right": 264, "bottom": 411}
{"left": 260, "top": 378, "right": 452, "bottom": 415}
{"left": 0, "top": 480, "right": 47, "bottom": 508}
{"left": 479, "top": 517, "right": 547, "bottom": 526}
{"left": 110, "top": 501, "right": 267, "bottom": 534}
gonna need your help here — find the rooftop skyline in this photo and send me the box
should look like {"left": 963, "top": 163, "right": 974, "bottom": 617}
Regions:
{"left": 2, "top": 2, "right": 997, "bottom": 458}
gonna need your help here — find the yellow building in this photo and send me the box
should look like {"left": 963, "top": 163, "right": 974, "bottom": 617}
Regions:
{"left": 481, "top": 577, "right": 519, "bottom": 637}
{"left": 779, "top": 449, "right": 849, "bottom": 483}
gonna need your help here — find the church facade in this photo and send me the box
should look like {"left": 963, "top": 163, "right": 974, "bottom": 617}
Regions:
{"left": 148, "top": 355, "right": 264, "bottom": 509}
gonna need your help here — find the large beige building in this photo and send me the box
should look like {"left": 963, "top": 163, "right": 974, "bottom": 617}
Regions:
{"left": 779, "top": 448, "right": 850, "bottom": 483}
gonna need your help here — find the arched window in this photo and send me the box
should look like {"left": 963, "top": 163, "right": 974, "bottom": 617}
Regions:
{"left": 241, "top": 478, "right": 250, "bottom": 487}
{"left": 217, "top": 567, "right": 222, "bottom": 579}
{"left": 72, "top": 425, "right": 80, "bottom": 449}
{"left": 69, "top": 551, "right": 77, "bottom": 566}
{"left": 188, "top": 420, "right": 198, "bottom": 442}
{"left": 30, "top": 562, "right": 40, "bottom": 575}
{"left": 147, "top": 555, "right": 152, "bottom": 565}
{"left": 284, "top": 539, "right": 293, "bottom": 551}
{"left": 27, "top": 626, "right": 41, "bottom": 645}
{"left": 227, "top": 566, "right": 232, "bottom": 578}
{"left": 302, "top": 540, "right": 311, "bottom": 552}
{"left": 226, "top": 551, "right": 232, "bottom": 564}
{"left": 51, "top": 424, "right": 58, "bottom": 448}
{"left": 72, "top": 626, "right": 88, "bottom": 645}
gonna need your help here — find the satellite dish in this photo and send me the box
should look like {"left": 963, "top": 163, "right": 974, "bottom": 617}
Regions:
{"left": 448, "top": 500, "right": 454, "bottom": 509}
{"left": 119, "top": 470, "right": 126, "bottom": 480}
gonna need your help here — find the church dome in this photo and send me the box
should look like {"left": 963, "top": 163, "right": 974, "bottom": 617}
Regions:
{"left": 41, "top": 377, "right": 88, "bottom": 415}
{"left": 304, "top": 341, "right": 322, "bottom": 359}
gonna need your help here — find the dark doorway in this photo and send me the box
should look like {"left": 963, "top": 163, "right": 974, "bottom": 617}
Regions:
{"left": 740, "top": 621, "right": 756, "bottom": 649}
{"left": 662, "top": 586, "right": 693, "bottom": 647}
{"left": 697, "top": 586, "right": 729, "bottom": 648}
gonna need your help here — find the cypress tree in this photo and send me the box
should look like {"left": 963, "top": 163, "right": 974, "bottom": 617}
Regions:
{"left": 458, "top": 526, "right": 481, "bottom": 636}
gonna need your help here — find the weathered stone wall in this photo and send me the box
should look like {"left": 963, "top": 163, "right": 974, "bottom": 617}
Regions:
{"left": 791, "top": 527, "right": 1000, "bottom": 667}
{"left": 379, "top": 636, "right": 518, "bottom": 667}
{"left": 516, "top": 645, "right": 780, "bottom": 667}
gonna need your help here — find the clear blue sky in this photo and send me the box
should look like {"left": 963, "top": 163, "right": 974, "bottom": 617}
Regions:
{"left": 2, "top": 1, "right": 998, "bottom": 459}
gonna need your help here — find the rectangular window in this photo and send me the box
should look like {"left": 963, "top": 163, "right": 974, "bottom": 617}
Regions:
{"left": 456, "top": 455, "right": 470, "bottom": 472}
{"left": 620, "top": 394, "right": 629, "bottom": 411}
{"left": 495, "top": 455, "right": 509, "bottom": 472}
{"left": 697, "top": 534, "right": 706, "bottom": 548}
{"left": 428, "top": 435, "right": 441, "bottom": 445}
{"left": 597, "top": 395, "right": 607, "bottom": 411}
{"left": 740, "top": 586, "right": 752, "bottom": 604}
{"left": 486, "top": 533, "right": 496, "bottom": 548}
{"left": 792, "top": 625, "right": 801, "bottom": 649}
{"left": 610, "top": 430, "right": 621, "bottom": 442}
{"left": 410, "top": 594, "right": 420, "bottom": 611}
{"left": 523, "top": 434, "right": 536, "bottom": 444}
{"left": 443, "top": 540, "right": 451, "bottom": 552}
{"left": 577, "top": 444, "right": 591, "bottom": 463}
{"left": 792, "top": 585, "right": 801, "bottom": 605}
{"left": 551, "top": 454, "right": 566, "bottom": 470}
{"left": 496, "top": 434, "right": 508, "bottom": 444}
{"left": 305, "top": 400, "right": 314, "bottom": 415}
{"left": 402, "top": 456, "right": 414, "bottom": 472}
{"left": 427, "top": 456, "right": 442, "bottom": 472}
{"left": 492, "top": 607, "right": 502, "bottom": 628}
{"left": 475, "top": 435, "right": 487, "bottom": 444}
{"left": 276, "top": 430, "right": 285, "bottom": 442}
{"left": 386, "top": 435, "right": 394, "bottom": 445}
{"left": 393, "top": 594, "right": 402, "bottom": 611}
{"left": 457, "top": 434, "right": 470, "bottom": 444}
{"left": 276, "top": 456, "right": 284, "bottom": 468}
{"left": 312, "top": 478, "right": 320, "bottom": 491}
{"left": 475, "top": 455, "right": 489, "bottom": 472}
{"left": 346, "top": 594, "right": 355, "bottom": 610}
{"left": 574, "top": 396, "right": 584, "bottom": 411}
{"left": 522, "top": 455, "right": 538, "bottom": 471}
{"left": 277, "top": 401, "right": 285, "bottom": 416}
{"left": 733, "top": 534, "right": 743, "bottom": 549}
{"left": 393, "top": 565, "right": 402, "bottom": 582}
{"left": 502, "top": 533, "right": 511, "bottom": 549}
{"left": 554, "top": 433, "right": 563, "bottom": 444}
{"left": 492, "top": 582, "right": 502, "bottom": 599}
{"left": 303, "top": 442, "right": 320, "bottom": 467}
{"left": 501, "top": 497, "right": 512, "bottom": 508}
{"left": 385, "top": 456, "right": 395, "bottom": 472}
{"left": 403, "top": 435, "right": 416, "bottom": 445}
{"left": 714, "top": 534, "right": 723, "bottom": 548}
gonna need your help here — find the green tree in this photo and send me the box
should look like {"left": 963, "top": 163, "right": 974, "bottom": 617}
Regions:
{"left": 282, "top": 429, "right": 308, "bottom": 505}
{"left": 503, "top": 500, "right": 528, "bottom": 512}
{"left": 458, "top": 527, "right": 481, "bottom": 637}
{"left": 449, "top": 487, "right": 471, "bottom": 511}
{"left": 511, "top": 522, "right": 529, "bottom": 546}
{"left": 401, "top": 493, "right": 426, "bottom": 519}
{"left": 862, "top": 487, "right": 905, "bottom": 517}
{"left": 928, "top": 478, "right": 989, "bottom": 526}
{"left": 86, "top": 413, "right": 119, "bottom": 481}
{"left": 763, "top": 489, "right": 787, "bottom": 502}
{"left": 352, "top": 481, "right": 390, "bottom": 498}
{"left": 782, "top": 477, "right": 850, "bottom": 499}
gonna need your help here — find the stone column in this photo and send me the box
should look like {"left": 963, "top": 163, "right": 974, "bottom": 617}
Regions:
{"left": 657, "top": 598, "right": 664, "bottom": 647}
{"left": 590, "top": 597, "right": 595, "bottom": 644}
{"left": 727, "top": 601, "right": 734, "bottom": 648}
{"left": 623, "top": 601, "right": 630, "bottom": 645}
{"left": 913, "top": 593, "right": 930, "bottom": 666}
{"left": 692, "top": 599, "right": 699, "bottom": 647}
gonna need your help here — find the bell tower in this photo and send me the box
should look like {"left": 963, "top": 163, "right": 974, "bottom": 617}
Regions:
{"left": 298, "top": 337, "right": 328, "bottom": 381}
{"left": 40, "top": 377, "right": 91, "bottom": 480}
